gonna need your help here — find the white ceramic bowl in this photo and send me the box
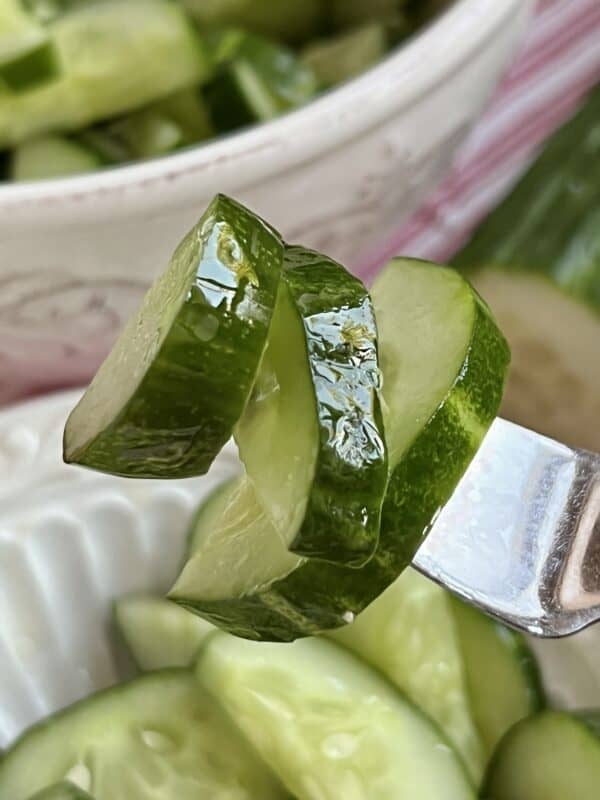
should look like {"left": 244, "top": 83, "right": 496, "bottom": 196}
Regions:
{"left": 1, "top": 388, "right": 599, "bottom": 751}
{"left": 0, "top": 0, "right": 533, "bottom": 406}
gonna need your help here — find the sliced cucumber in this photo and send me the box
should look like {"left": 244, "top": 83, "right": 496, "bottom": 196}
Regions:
{"left": 171, "top": 258, "right": 509, "bottom": 640}
{"left": 182, "top": 0, "right": 324, "bottom": 44}
{"left": 79, "top": 90, "right": 214, "bottom": 166}
{"left": 483, "top": 711, "right": 600, "bottom": 799}
{"left": 454, "top": 84, "right": 600, "bottom": 451}
{"left": 203, "top": 33, "right": 318, "bottom": 132}
{"left": 64, "top": 194, "right": 283, "bottom": 478}
{"left": 114, "top": 595, "right": 213, "bottom": 671}
{"left": 235, "top": 245, "right": 387, "bottom": 566}
{"left": 0, "top": 669, "right": 288, "bottom": 800}
{"left": 330, "top": 569, "right": 484, "bottom": 783}
{"left": 198, "top": 633, "right": 475, "bottom": 799}
{"left": 11, "top": 134, "right": 101, "bottom": 180}
{"left": 0, "top": 0, "right": 59, "bottom": 92}
{"left": 302, "top": 22, "right": 388, "bottom": 87}
{"left": 450, "top": 598, "right": 544, "bottom": 758}
{"left": 0, "top": 1, "right": 210, "bottom": 148}
{"left": 28, "top": 783, "right": 94, "bottom": 800}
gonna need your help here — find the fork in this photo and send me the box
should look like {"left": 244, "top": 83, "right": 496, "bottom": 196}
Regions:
{"left": 414, "top": 418, "right": 600, "bottom": 638}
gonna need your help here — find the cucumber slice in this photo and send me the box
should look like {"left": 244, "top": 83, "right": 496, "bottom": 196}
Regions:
{"left": 11, "top": 134, "right": 101, "bottom": 180}
{"left": 454, "top": 84, "right": 600, "bottom": 451}
{"left": 483, "top": 711, "right": 600, "bottom": 799}
{"left": 198, "top": 633, "right": 475, "bottom": 799}
{"left": 450, "top": 598, "right": 544, "bottom": 758}
{"left": 80, "top": 90, "right": 214, "bottom": 166}
{"left": 302, "top": 23, "right": 388, "bottom": 88}
{"left": 171, "top": 258, "right": 509, "bottom": 640}
{"left": 0, "top": 0, "right": 59, "bottom": 92}
{"left": 0, "top": 669, "right": 288, "bottom": 800}
{"left": 182, "top": 0, "right": 323, "bottom": 44}
{"left": 330, "top": 569, "right": 485, "bottom": 783}
{"left": 64, "top": 194, "right": 283, "bottom": 478}
{"left": 0, "top": 1, "right": 210, "bottom": 148}
{"left": 28, "top": 783, "right": 94, "bottom": 800}
{"left": 235, "top": 245, "right": 387, "bottom": 566}
{"left": 203, "top": 33, "right": 318, "bottom": 132}
{"left": 114, "top": 595, "right": 213, "bottom": 671}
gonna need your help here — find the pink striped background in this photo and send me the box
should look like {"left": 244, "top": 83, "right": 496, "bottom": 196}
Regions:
{"left": 363, "top": 0, "right": 600, "bottom": 280}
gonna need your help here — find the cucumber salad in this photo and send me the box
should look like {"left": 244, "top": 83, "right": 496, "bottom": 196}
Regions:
{"left": 0, "top": 0, "right": 448, "bottom": 182}
{"left": 2, "top": 192, "right": 598, "bottom": 798}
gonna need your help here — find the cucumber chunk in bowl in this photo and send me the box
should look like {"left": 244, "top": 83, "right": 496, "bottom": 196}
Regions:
{"left": 0, "top": 670, "right": 288, "bottom": 800}
{"left": 484, "top": 710, "right": 600, "bottom": 800}
{"left": 198, "top": 633, "right": 476, "bottom": 799}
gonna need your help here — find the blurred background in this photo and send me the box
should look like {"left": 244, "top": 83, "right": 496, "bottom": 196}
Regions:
{"left": 0, "top": 0, "right": 598, "bottom": 449}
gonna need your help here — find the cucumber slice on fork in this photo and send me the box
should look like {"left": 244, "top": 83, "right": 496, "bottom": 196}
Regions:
{"left": 64, "top": 194, "right": 283, "bottom": 478}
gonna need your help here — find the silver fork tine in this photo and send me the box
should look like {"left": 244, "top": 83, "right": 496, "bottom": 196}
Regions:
{"left": 413, "top": 418, "right": 600, "bottom": 638}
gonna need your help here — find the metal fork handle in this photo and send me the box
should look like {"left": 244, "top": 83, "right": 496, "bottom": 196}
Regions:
{"left": 414, "top": 419, "right": 600, "bottom": 638}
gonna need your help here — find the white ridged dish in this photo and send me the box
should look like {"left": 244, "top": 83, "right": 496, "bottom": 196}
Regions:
{"left": 0, "top": 389, "right": 598, "bottom": 749}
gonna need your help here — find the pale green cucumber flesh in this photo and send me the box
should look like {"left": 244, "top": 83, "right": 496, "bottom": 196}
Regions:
{"left": 0, "top": 0, "right": 210, "bottom": 148}
{"left": 330, "top": 569, "right": 485, "bottom": 783}
{"left": 27, "top": 783, "right": 94, "bottom": 800}
{"left": 11, "top": 135, "right": 101, "bottom": 180}
{"left": 450, "top": 597, "right": 544, "bottom": 758}
{"left": 63, "top": 194, "right": 283, "bottom": 478}
{"left": 235, "top": 245, "right": 387, "bottom": 567}
{"left": 302, "top": 22, "right": 388, "bottom": 87}
{"left": 114, "top": 595, "right": 213, "bottom": 671}
{"left": 470, "top": 268, "right": 600, "bottom": 451}
{"left": 0, "top": 670, "right": 288, "bottom": 800}
{"left": 198, "top": 633, "right": 476, "bottom": 800}
{"left": 483, "top": 711, "right": 600, "bottom": 799}
{"left": 171, "top": 258, "right": 509, "bottom": 640}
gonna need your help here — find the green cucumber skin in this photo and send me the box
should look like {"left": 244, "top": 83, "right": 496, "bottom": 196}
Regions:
{"left": 0, "top": 39, "right": 59, "bottom": 92}
{"left": 203, "top": 64, "right": 264, "bottom": 131}
{"left": 64, "top": 194, "right": 283, "bottom": 478}
{"left": 282, "top": 245, "right": 387, "bottom": 565}
{"left": 483, "top": 710, "right": 600, "bottom": 799}
{"left": 176, "top": 282, "right": 509, "bottom": 641}
{"left": 454, "top": 84, "right": 600, "bottom": 315}
{"left": 181, "top": 0, "right": 324, "bottom": 45}
{"left": 204, "top": 33, "right": 318, "bottom": 132}
{"left": 28, "top": 783, "right": 94, "bottom": 800}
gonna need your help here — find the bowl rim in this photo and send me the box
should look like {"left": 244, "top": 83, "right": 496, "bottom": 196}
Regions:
{"left": 0, "top": 0, "right": 526, "bottom": 219}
